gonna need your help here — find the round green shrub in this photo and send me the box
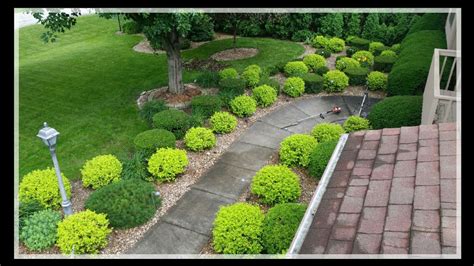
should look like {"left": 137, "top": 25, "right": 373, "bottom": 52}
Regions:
{"left": 312, "top": 35, "right": 330, "bottom": 48}
{"left": 316, "top": 49, "right": 331, "bottom": 58}
{"left": 335, "top": 57, "right": 360, "bottom": 71}
{"left": 147, "top": 148, "right": 188, "bottom": 182}
{"left": 20, "top": 209, "right": 62, "bottom": 251}
{"left": 343, "top": 115, "right": 371, "bottom": 133}
{"left": 56, "top": 210, "right": 112, "bottom": 254}
{"left": 373, "top": 55, "right": 397, "bottom": 72}
{"left": 152, "top": 109, "right": 193, "bottom": 139}
{"left": 284, "top": 61, "right": 309, "bottom": 77}
{"left": 218, "top": 77, "right": 246, "bottom": 93}
{"left": 352, "top": 50, "right": 374, "bottom": 67}
{"left": 219, "top": 68, "right": 239, "bottom": 80}
{"left": 19, "top": 168, "right": 72, "bottom": 209}
{"left": 300, "top": 73, "right": 324, "bottom": 94}
{"left": 279, "top": 134, "right": 317, "bottom": 168}
{"left": 380, "top": 50, "right": 397, "bottom": 57}
{"left": 84, "top": 179, "right": 159, "bottom": 229}
{"left": 242, "top": 65, "right": 262, "bottom": 87}
{"left": 212, "top": 203, "right": 264, "bottom": 254}
{"left": 367, "top": 71, "right": 388, "bottom": 91}
{"left": 139, "top": 100, "right": 168, "bottom": 126}
{"left": 258, "top": 77, "right": 280, "bottom": 93}
{"left": 328, "top": 37, "right": 345, "bottom": 52}
{"left": 252, "top": 85, "right": 277, "bottom": 107}
{"left": 346, "top": 46, "right": 359, "bottom": 57}
{"left": 308, "top": 140, "right": 338, "bottom": 179}
{"left": 210, "top": 111, "right": 238, "bottom": 134}
{"left": 133, "top": 129, "right": 176, "bottom": 156}
{"left": 230, "top": 95, "right": 257, "bottom": 117}
{"left": 261, "top": 203, "right": 307, "bottom": 254}
{"left": 311, "top": 123, "right": 345, "bottom": 143}
{"left": 250, "top": 165, "right": 301, "bottom": 205}
{"left": 184, "top": 127, "right": 216, "bottom": 151}
{"left": 369, "top": 41, "right": 385, "bottom": 54}
{"left": 323, "top": 70, "right": 349, "bottom": 92}
{"left": 391, "top": 43, "right": 401, "bottom": 54}
{"left": 190, "top": 95, "right": 223, "bottom": 118}
{"left": 316, "top": 65, "right": 330, "bottom": 75}
{"left": 347, "top": 37, "right": 370, "bottom": 50}
{"left": 283, "top": 77, "right": 305, "bottom": 97}
{"left": 81, "top": 154, "right": 122, "bottom": 190}
{"left": 368, "top": 96, "right": 423, "bottom": 129}
{"left": 344, "top": 66, "right": 370, "bottom": 86}
{"left": 302, "top": 54, "right": 326, "bottom": 72}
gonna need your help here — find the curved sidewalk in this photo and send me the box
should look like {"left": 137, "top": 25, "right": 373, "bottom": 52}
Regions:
{"left": 126, "top": 95, "right": 381, "bottom": 255}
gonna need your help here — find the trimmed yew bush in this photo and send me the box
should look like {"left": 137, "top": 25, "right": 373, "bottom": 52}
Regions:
{"left": 184, "top": 127, "right": 216, "bottom": 151}
{"left": 147, "top": 148, "right": 188, "bottom": 182}
{"left": 300, "top": 73, "right": 324, "bottom": 94}
{"left": 133, "top": 129, "right": 176, "bottom": 156}
{"left": 311, "top": 123, "right": 345, "bottom": 143}
{"left": 81, "top": 154, "right": 122, "bottom": 190}
{"left": 368, "top": 96, "right": 423, "bottom": 129}
{"left": 190, "top": 95, "right": 223, "bottom": 118}
{"left": 230, "top": 95, "right": 257, "bottom": 117}
{"left": 279, "top": 134, "right": 317, "bottom": 168}
{"left": 152, "top": 109, "right": 195, "bottom": 139}
{"left": 308, "top": 140, "right": 338, "bottom": 179}
{"left": 210, "top": 111, "right": 238, "bottom": 134}
{"left": 283, "top": 77, "right": 305, "bottom": 97}
{"left": 344, "top": 66, "right": 370, "bottom": 86}
{"left": 252, "top": 85, "right": 277, "bottom": 107}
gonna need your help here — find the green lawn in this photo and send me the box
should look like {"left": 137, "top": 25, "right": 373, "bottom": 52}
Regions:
{"left": 19, "top": 15, "right": 304, "bottom": 180}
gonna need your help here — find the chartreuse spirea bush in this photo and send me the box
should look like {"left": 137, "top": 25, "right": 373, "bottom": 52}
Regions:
{"left": 230, "top": 95, "right": 257, "bottom": 117}
{"left": 152, "top": 109, "right": 195, "bottom": 139}
{"left": 335, "top": 57, "right": 360, "bottom": 71}
{"left": 84, "top": 179, "right": 159, "bottom": 229}
{"left": 56, "top": 210, "right": 112, "bottom": 254}
{"left": 20, "top": 209, "right": 62, "bottom": 251}
{"left": 311, "top": 123, "right": 345, "bottom": 143}
{"left": 284, "top": 61, "right": 309, "bottom": 77}
{"left": 184, "top": 127, "right": 216, "bottom": 151}
{"left": 303, "top": 54, "right": 326, "bottom": 72}
{"left": 369, "top": 41, "right": 385, "bottom": 54}
{"left": 352, "top": 50, "right": 374, "bottom": 67}
{"left": 261, "top": 203, "right": 307, "bottom": 254}
{"left": 147, "top": 148, "right": 188, "bottom": 182}
{"left": 134, "top": 129, "right": 176, "bottom": 156}
{"left": 390, "top": 43, "right": 401, "bottom": 54}
{"left": 250, "top": 165, "right": 301, "bottom": 206}
{"left": 312, "top": 35, "right": 329, "bottom": 49}
{"left": 367, "top": 71, "right": 388, "bottom": 91}
{"left": 283, "top": 77, "right": 305, "bottom": 97}
{"left": 242, "top": 64, "right": 262, "bottom": 87}
{"left": 343, "top": 116, "right": 371, "bottom": 133}
{"left": 279, "top": 134, "right": 317, "bottom": 168}
{"left": 81, "top": 154, "right": 122, "bottom": 190}
{"left": 380, "top": 50, "right": 397, "bottom": 57}
{"left": 368, "top": 96, "right": 423, "bottom": 129}
{"left": 219, "top": 67, "right": 239, "bottom": 80}
{"left": 252, "top": 85, "right": 277, "bottom": 107}
{"left": 210, "top": 111, "right": 237, "bottom": 134}
{"left": 212, "top": 203, "right": 265, "bottom": 254}
{"left": 19, "top": 168, "right": 72, "bottom": 209}
{"left": 328, "top": 37, "right": 345, "bottom": 53}
{"left": 323, "top": 70, "right": 349, "bottom": 92}
{"left": 308, "top": 140, "right": 338, "bottom": 179}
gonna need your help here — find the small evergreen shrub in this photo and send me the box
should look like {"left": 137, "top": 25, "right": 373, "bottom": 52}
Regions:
{"left": 367, "top": 71, "right": 388, "bottom": 91}
{"left": 335, "top": 57, "right": 360, "bottom": 72}
{"left": 210, "top": 111, "right": 238, "bottom": 134}
{"left": 347, "top": 37, "right": 370, "bottom": 50}
{"left": 283, "top": 77, "right": 305, "bottom": 97}
{"left": 346, "top": 46, "right": 359, "bottom": 57}
{"left": 284, "top": 61, "right": 309, "bottom": 77}
{"left": 328, "top": 37, "right": 345, "bottom": 52}
{"left": 218, "top": 77, "right": 246, "bottom": 93}
{"left": 230, "top": 95, "right": 257, "bottom": 117}
{"left": 258, "top": 77, "right": 280, "bottom": 93}
{"left": 121, "top": 150, "right": 153, "bottom": 182}
{"left": 56, "top": 210, "right": 112, "bottom": 254}
{"left": 312, "top": 35, "right": 330, "bottom": 48}
{"left": 368, "top": 96, "right": 423, "bottom": 129}
{"left": 302, "top": 54, "right": 326, "bottom": 72}
{"left": 316, "top": 66, "right": 330, "bottom": 75}
{"left": 19, "top": 168, "right": 72, "bottom": 209}
{"left": 373, "top": 55, "right": 397, "bottom": 72}
{"left": 323, "top": 70, "right": 349, "bottom": 92}
{"left": 252, "top": 85, "right": 277, "bottom": 107}
{"left": 184, "top": 127, "right": 216, "bottom": 151}
{"left": 81, "top": 155, "right": 122, "bottom": 190}
{"left": 242, "top": 65, "right": 262, "bottom": 87}
{"left": 352, "top": 50, "right": 374, "bottom": 67}
{"left": 344, "top": 66, "right": 370, "bottom": 86}
{"left": 308, "top": 140, "right": 338, "bottom": 179}
{"left": 191, "top": 95, "right": 223, "bottom": 118}
{"left": 152, "top": 109, "right": 194, "bottom": 139}
{"left": 316, "top": 49, "right": 331, "bottom": 58}
{"left": 84, "top": 179, "right": 159, "bottom": 229}
{"left": 133, "top": 129, "right": 176, "bottom": 156}
{"left": 343, "top": 116, "right": 371, "bottom": 133}
{"left": 250, "top": 165, "right": 301, "bottom": 206}
{"left": 300, "top": 73, "right": 324, "bottom": 94}
{"left": 369, "top": 41, "right": 385, "bottom": 54}
{"left": 147, "top": 148, "right": 188, "bottom": 182}
{"left": 261, "top": 203, "right": 307, "bottom": 254}
{"left": 279, "top": 134, "right": 317, "bottom": 168}
{"left": 195, "top": 71, "right": 220, "bottom": 88}
{"left": 292, "top": 30, "right": 315, "bottom": 42}
{"left": 311, "top": 123, "right": 345, "bottom": 143}
{"left": 212, "top": 203, "right": 264, "bottom": 254}
{"left": 373, "top": 45, "right": 389, "bottom": 56}
{"left": 20, "top": 209, "right": 62, "bottom": 251}
{"left": 219, "top": 68, "right": 239, "bottom": 80}
{"left": 139, "top": 100, "right": 168, "bottom": 126}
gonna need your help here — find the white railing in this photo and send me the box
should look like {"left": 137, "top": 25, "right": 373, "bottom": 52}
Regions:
{"left": 445, "top": 10, "right": 457, "bottom": 50}
{"left": 421, "top": 48, "right": 461, "bottom": 125}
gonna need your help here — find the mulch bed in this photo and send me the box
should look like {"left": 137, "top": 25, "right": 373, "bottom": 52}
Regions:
{"left": 183, "top": 58, "right": 229, "bottom": 72}
{"left": 210, "top": 48, "right": 259, "bottom": 61}
{"left": 151, "top": 85, "right": 202, "bottom": 104}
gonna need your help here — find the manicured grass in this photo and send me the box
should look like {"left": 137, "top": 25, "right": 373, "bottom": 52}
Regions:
{"left": 19, "top": 15, "right": 304, "bottom": 180}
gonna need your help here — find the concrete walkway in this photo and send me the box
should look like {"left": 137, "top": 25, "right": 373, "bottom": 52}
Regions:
{"left": 126, "top": 95, "right": 380, "bottom": 254}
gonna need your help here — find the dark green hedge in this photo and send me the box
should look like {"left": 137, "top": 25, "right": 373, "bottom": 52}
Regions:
{"left": 367, "top": 96, "right": 422, "bottom": 129}
{"left": 407, "top": 13, "right": 448, "bottom": 35}
{"left": 344, "top": 67, "right": 369, "bottom": 86}
{"left": 374, "top": 55, "right": 397, "bottom": 72}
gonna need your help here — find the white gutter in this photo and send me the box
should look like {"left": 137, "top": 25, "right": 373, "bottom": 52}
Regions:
{"left": 286, "top": 133, "right": 349, "bottom": 257}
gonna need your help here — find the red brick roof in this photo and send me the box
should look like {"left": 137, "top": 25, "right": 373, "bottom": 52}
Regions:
{"left": 299, "top": 123, "right": 459, "bottom": 255}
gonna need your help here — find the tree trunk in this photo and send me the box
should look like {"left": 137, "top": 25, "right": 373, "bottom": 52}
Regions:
{"left": 117, "top": 14, "right": 122, "bottom": 32}
{"left": 162, "top": 30, "right": 184, "bottom": 94}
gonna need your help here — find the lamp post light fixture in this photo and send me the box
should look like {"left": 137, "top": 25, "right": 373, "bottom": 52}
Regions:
{"left": 37, "top": 122, "right": 73, "bottom": 216}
